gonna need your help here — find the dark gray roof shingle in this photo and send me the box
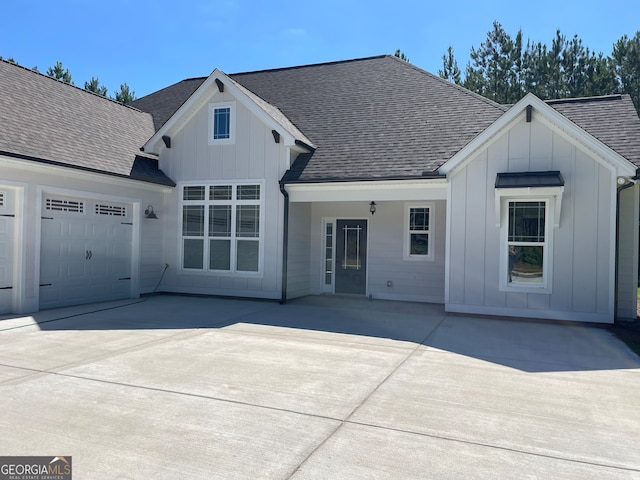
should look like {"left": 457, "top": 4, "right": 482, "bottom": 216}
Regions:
{"left": 232, "top": 55, "right": 507, "bottom": 181}
{"left": 130, "top": 77, "right": 203, "bottom": 131}
{"left": 548, "top": 95, "right": 640, "bottom": 167}
{"left": 131, "top": 56, "right": 640, "bottom": 181}
{"left": 0, "top": 60, "right": 174, "bottom": 186}
{"left": 133, "top": 56, "right": 507, "bottom": 181}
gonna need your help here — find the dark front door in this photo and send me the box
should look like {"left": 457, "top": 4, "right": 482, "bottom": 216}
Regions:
{"left": 335, "top": 219, "right": 367, "bottom": 295}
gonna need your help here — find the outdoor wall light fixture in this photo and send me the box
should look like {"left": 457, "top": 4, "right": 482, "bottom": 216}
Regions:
{"left": 369, "top": 201, "right": 377, "bottom": 215}
{"left": 145, "top": 205, "right": 158, "bottom": 219}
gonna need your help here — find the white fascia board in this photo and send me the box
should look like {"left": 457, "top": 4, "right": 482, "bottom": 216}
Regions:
{"left": 285, "top": 178, "right": 447, "bottom": 202}
{"left": 0, "top": 155, "right": 173, "bottom": 193}
{"left": 441, "top": 93, "right": 637, "bottom": 178}
{"left": 143, "top": 70, "right": 300, "bottom": 154}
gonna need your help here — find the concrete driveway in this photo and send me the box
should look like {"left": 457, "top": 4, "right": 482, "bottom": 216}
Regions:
{"left": 0, "top": 295, "right": 639, "bottom": 479}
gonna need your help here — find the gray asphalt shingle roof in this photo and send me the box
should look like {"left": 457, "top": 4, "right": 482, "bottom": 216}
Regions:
{"left": 132, "top": 56, "right": 507, "bottom": 181}
{"left": 548, "top": 95, "right": 640, "bottom": 167}
{"left": 0, "top": 60, "right": 174, "bottom": 186}
{"left": 131, "top": 55, "right": 640, "bottom": 182}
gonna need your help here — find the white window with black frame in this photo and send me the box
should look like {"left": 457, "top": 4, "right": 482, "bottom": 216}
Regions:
{"left": 180, "top": 182, "right": 263, "bottom": 275}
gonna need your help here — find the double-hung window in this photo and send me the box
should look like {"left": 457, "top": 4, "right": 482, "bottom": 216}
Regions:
{"left": 495, "top": 172, "right": 563, "bottom": 293}
{"left": 506, "top": 201, "right": 546, "bottom": 287}
{"left": 181, "top": 183, "right": 262, "bottom": 274}
{"left": 404, "top": 203, "right": 434, "bottom": 261}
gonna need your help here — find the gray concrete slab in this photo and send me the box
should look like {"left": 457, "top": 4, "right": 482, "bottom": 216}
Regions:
{"left": 0, "top": 295, "right": 639, "bottom": 479}
{"left": 0, "top": 373, "right": 340, "bottom": 480}
{"left": 290, "top": 423, "right": 636, "bottom": 480}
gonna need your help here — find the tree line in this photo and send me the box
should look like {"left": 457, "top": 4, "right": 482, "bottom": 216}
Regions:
{"left": 437, "top": 22, "right": 640, "bottom": 114}
{"left": 0, "top": 57, "right": 136, "bottom": 103}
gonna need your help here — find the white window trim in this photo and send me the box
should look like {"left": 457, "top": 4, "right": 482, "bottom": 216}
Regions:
{"left": 208, "top": 101, "right": 236, "bottom": 145}
{"left": 403, "top": 202, "right": 434, "bottom": 262}
{"left": 498, "top": 196, "right": 555, "bottom": 293}
{"left": 179, "top": 180, "right": 264, "bottom": 277}
{"left": 321, "top": 218, "right": 336, "bottom": 292}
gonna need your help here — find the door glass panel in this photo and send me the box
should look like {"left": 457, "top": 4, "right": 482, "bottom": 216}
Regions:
{"left": 341, "top": 225, "right": 361, "bottom": 270}
{"left": 325, "top": 223, "right": 333, "bottom": 285}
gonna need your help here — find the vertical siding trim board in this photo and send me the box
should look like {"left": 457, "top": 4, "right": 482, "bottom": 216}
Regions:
{"left": 615, "top": 180, "right": 639, "bottom": 320}
{"left": 279, "top": 182, "right": 289, "bottom": 303}
{"left": 0, "top": 183, "right": 26, "bottom": 313}
{"left": 444, "top": 180, "right": 452, "bottom": 304}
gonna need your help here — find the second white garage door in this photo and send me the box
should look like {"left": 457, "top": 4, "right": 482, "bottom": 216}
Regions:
{"left": 40, "top": 194, "right": 134, "bottom": 310}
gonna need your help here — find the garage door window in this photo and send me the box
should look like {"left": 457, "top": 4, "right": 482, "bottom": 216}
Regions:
{"left": 181, "top": 183, "right": 263, "bottom": 275}
{"left": 45, "top": 197, "right": 84, "bottom": 213}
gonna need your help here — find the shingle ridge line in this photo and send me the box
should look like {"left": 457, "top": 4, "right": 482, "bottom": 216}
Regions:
{"left": 0, "top": 58, "right": 149, "bottom": 114}
{"left": 229, "top": 54, "right": 389, "bottom": 76}
{"left": 545, "top": 94, "right": 624, "bottom": 104}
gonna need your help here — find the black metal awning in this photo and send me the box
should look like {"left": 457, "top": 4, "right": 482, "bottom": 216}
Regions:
{"left": 495, "top": 171, "right": 564, "bottom": 188}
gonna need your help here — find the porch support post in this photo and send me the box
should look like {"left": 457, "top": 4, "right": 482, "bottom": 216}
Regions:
{"left": 279, "top": 182, "right": 289, "bottom": 304}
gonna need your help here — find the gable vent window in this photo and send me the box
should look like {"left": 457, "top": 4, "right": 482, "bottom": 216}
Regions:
{"left": 95, "top": 204, "right": 127, "bottom": 217}
{"left": 46, "top": 198, "right": 84, "bottom": 213}
{"left": 0, "top": 192, "right": 5, "bottom": 208}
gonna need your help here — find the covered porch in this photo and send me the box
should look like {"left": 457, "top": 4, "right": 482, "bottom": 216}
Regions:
{"left": 282, "top": 178, "right": 448, "bottom": 303}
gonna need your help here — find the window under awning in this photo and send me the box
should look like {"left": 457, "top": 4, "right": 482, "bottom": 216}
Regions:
{"left": 495, "top": 171, "right": 564, "bottom": 188}
{"left": 494, "top": 171, "right": 565, "bottom": 228}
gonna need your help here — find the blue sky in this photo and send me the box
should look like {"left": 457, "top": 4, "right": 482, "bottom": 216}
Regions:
{"left": 2, "top": 0, "right": 638, "bottom": 99}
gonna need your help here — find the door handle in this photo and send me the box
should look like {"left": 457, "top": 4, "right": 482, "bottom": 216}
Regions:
{"left": 85, "top": 250, "right": 93, "bottom": 260}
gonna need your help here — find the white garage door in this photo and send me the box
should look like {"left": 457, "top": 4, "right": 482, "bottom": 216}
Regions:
{"left": 40, "top": 195, "right": 134, "bottom": 309}
{"left": 0, "top": 189, "right": 15, "bottom": 314}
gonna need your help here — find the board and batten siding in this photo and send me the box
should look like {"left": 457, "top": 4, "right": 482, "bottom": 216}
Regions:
{"left": 157, "top": 91, "right": 287, "bottom": 299}
{"left": 308, "top": 201, "right": 446, "bottom": 303}
{"left": 446, "top": 114, "right": 618, "bottom": 323}
{"left": 286, "top": 202, "right": 312, "bottom": 299}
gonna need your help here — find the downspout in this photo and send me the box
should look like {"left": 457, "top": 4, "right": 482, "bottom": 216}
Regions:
{"left": 279, "top": 182, "right": 289, "bottom": 304}
{"left": 614, "top": 172, "right": 639, "bottom": 322}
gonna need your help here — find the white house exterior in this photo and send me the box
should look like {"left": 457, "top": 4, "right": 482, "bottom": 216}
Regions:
{"left": 1, "top": 56, "right": 639, "bottom": 324}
